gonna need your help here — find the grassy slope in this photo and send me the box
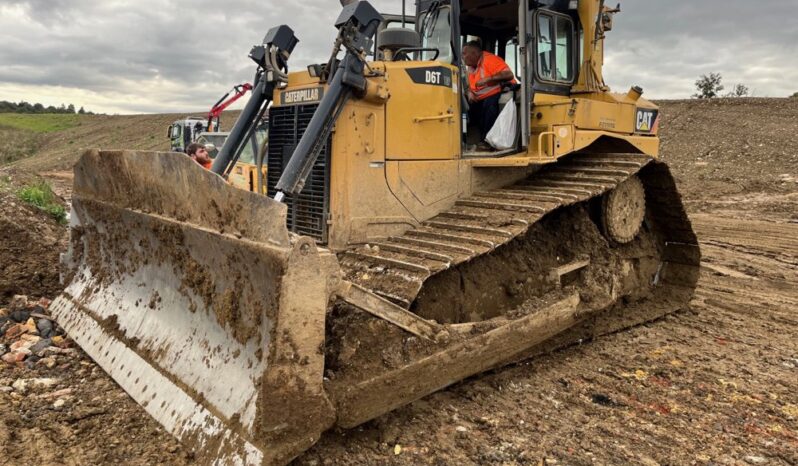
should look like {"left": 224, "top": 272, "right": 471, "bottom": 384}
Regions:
{"left": 0, "top": 126, "right": 42, "bottom": 165}
{"left": 0, "top": 113, "right": 80, "bottom": 133}
{"left": 0, "top": 114, "right": 81, "bottom": 165}
{"left": 1, "top": 111, "right": 240, "bottom": 173}
{"left": 6, "top": 113, "right": 176, "bottom": 172}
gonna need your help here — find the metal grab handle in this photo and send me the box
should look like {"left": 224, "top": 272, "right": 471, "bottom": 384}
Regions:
{"left": 394, "top": 47, "right": 440, "bottom": 61}
{"left": 413, "top": 113, "right": 455, "bottom": 123}
{"left": 537, "top": 131, "right": 557, "bottom": 159}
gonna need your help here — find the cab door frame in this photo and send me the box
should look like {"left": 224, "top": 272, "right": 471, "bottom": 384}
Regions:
{"left": 415, "top": 0, "right": 534, "bottom": 153}
{"left": 518, "top": 0, "right": 531, "bottom": 148}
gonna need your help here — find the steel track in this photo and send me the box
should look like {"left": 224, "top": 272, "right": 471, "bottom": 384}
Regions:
{"left": 339, "top": 152, "right": 700, "bottom": 309}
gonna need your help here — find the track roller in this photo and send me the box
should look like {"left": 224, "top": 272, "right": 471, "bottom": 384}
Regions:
{"left": 600, "top": 174, "right": 646, "bottom": 244}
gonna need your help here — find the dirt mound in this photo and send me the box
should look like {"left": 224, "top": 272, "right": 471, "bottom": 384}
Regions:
{"left": 0, "top": 171, "right": 67, "bottom": 302}
{"left": 657, "top": 98, "right": 798, "bottom": 212}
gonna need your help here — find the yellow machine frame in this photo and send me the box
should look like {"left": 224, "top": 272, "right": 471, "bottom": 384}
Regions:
{"left": 269, "top": 0, "right": 660, "bottom": 250}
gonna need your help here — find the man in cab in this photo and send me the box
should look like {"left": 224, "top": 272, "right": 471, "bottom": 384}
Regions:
{"left": 463, "top": 40, "right": 516, "bottom": 149}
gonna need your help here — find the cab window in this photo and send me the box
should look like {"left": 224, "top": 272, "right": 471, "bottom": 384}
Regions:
{"left": 537, "top": 15, "right": 553, "bottom": 80}
{"left": 536, "top": 11, "right": 574, "bottom": 84}
{"left": 504, "top": 38, "right": 520, "bottom": 79}
{"left": 419, "top": 6, "right": 452, "bottom": 63}
{"left": 239, "top": 142, "right": 255, "bottom": 164}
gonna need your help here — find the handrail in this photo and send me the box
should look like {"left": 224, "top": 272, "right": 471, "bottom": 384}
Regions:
{"left": 414, "top": 113, "right": 455, "bottom": 123}
{"left": 537, "top": 131, "right": 557, "bottom": 159}
{"left": 394, "top": 47, "right": 440, "bottom": 61}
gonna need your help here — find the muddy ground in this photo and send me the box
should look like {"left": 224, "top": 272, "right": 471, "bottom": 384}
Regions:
{"left": 0, "top": 98, "right": 796, "bottom": 465}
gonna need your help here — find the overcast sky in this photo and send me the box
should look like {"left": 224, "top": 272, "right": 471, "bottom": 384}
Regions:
{"left": 1, "top": 0, "right": 796, "bottom": 114}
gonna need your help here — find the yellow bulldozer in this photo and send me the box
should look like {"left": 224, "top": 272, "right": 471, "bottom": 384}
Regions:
{"left": 51, "top": 0, "right": 700, "bottom": 464}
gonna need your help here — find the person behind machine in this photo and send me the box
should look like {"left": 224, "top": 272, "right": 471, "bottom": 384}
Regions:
{"left": 462, "top": 40, "right": 516, "bottom": 148}
{"left": 186, "top": 142, "right": 212, "bottom": 170}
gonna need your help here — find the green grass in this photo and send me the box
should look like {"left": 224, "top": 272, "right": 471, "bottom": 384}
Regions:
{"left": 0, "top": 113, "right": 80, "bottom": 133}
{"left": 17, "top": 181, "right": 67, "bottom": 224}
{"left": 0, "top": 127, "right": 44, "bottom": 165}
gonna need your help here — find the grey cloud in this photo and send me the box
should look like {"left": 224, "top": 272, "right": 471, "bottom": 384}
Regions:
{"left": 603, "top": 0, "right": 798, "bottom": 97}
{"left": 0, "top": 0, "right": 795, "bottom": 113}
{"left": 0, "top": 0, "right": 405, "bottom": 112}
{"left": 1, "top": 0, "right": 98, "bottom": 25}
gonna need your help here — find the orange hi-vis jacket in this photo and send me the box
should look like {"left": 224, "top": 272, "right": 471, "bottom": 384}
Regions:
{"left": 467, "top": 51, "right": 515, "bottom": 101}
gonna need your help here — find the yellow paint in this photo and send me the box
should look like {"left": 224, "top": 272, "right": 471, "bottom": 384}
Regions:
{"left": 226, "top": 162, "right": 268, "bottom": 194}
{"left": 385, "top": 61, "right": 460, "bottom": 160}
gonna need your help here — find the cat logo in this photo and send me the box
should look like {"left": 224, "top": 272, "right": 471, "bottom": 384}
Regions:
{"left": 635, "top": 108, "right": 659, "bottom": 133}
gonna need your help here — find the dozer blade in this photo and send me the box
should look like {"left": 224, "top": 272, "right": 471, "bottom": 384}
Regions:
{"left": 50, "top": 150, "right": 338, "bottom": 465}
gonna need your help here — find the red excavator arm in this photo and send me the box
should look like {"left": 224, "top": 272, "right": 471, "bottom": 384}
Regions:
{"left": 206, "top": 83, "right": 253, "bottom": 132}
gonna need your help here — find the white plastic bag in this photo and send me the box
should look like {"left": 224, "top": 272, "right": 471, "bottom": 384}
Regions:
{"left": 485, "top": 99, "right": 517, "bottom": 150}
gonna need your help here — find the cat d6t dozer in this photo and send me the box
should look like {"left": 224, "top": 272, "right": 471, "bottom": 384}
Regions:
{"left": 51, "top": 1, "right": 700, "bottom": 464}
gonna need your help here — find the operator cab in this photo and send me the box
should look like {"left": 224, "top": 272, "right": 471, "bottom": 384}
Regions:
{"left": 404, "top": 0, "right": 581, "bottom": 157}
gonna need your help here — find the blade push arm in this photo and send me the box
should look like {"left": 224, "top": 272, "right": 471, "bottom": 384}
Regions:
{"left": 274, "top": 1, "right": 383, "bottom": 201}
{"left": 211, "top": 26, "right": 298, "bottom": 176}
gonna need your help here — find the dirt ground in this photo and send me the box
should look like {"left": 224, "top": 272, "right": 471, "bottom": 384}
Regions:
{"left": 1, "top": 98, "right": 796, "bottom": 465}
{"left": 0, "top": 172, "right": 67, "bottom": 303}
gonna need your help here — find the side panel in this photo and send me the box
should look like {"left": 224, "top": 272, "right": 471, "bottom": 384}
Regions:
{"left": 530, "top": 93, "right": 659, "bottom": 158}
{"left": 385, "top": 61, "right": 461, "bottom": 160}
{"left": 326, "top": 62, "right": 467, "bottom": 248}
{"left": 533, "top": 96, "right": 636, "bottom": 135}
{"left": 385, "top": 159, "right": 463, "bottom": 222}
{"left": 328, "top": 99, "right": 418, "bottom": 248}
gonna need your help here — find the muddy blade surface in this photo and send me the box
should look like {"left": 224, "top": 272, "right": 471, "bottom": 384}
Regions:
{"left": 50, "top": 150, "right": 336, "bottom": 465}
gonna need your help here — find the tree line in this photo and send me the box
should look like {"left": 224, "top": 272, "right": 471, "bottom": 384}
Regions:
{"left": 693, "top": 73, "right": 751, "bottom": 99}
{"left": 0, "top": 100, "right": 95, "bottom": 114}
{"left": 691, "top": 73, "right": 798, "bottom": 99}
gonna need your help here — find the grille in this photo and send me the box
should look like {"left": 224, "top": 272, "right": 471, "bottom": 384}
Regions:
{"left": 267, "top": 103, "right": 331, "bottom": 243}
